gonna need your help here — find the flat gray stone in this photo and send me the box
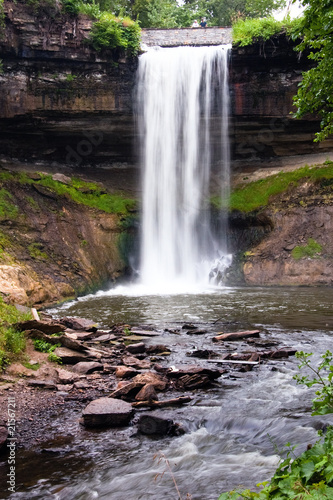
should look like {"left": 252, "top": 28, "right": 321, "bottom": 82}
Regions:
{"left": 72, "top": 362, "right": 103, "bottom": 374}
{"left": 83, "top": 397, "right": 133, "bottom": 428}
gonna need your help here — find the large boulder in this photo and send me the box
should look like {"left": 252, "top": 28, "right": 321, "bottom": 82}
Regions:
{"left": 82, "top": 397, "right": 133, "bottom": 428}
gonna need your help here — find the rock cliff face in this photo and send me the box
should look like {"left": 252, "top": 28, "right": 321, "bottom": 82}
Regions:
{"left": 226, "top": 175, "right": 333, "bottom": 286}
{"left": 0, "top": 1, "right": 331, "bottom": 177}
{"left": 0, "top": 171, "right": 134, "bottom": 306}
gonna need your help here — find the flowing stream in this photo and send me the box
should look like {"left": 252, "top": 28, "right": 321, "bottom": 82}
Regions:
{"left": 4, "top": 287, "right": 333, "bottom": 499}
{"left": 137, "top": 45, "right": 231, "bottom": 292}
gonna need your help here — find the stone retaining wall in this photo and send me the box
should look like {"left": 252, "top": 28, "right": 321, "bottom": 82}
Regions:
{"left": 141, "top": 27, "right": 232, "bottom": 47}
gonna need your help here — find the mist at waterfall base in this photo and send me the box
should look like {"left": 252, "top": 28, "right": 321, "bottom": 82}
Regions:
{"left": 132, "top": 44, "right": 232, "bottom": 295}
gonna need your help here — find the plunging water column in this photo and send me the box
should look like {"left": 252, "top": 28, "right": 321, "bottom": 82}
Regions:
{"left": 137, "top": 45, "right": 231, "bottom": 292}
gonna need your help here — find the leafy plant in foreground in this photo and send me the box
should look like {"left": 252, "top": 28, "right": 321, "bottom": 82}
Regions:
{"left": 218, "top": 350, "right": 333, "bottom": 499}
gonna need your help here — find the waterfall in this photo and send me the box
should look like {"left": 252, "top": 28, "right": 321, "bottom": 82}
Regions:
{"left": 137, "top": 45, "right": 231, "bottom": 292}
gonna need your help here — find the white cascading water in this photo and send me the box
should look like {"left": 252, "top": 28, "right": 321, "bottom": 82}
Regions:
{"left": 137, "top": 45, "right": 231, "bottom": 293}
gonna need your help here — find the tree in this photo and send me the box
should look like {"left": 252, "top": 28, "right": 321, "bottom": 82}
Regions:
{"left": 293, "top": 0, "right": 333, "bottom": 141}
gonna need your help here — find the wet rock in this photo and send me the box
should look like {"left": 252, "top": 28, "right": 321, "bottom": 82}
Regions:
{"left": 115, "top": 366, "right": 140, "bottom": 379}
{"left": 72, "top": 362, "right": 104, "bottom": 375}
{"left": 16, "top": 320, "right": 64, "bottom": 335}
{"left": 167, "top": 365, "right": 221, "bottom": 381}
{"left": 54, "top": 347, "right": 89, "bottom": 365}
{"left": 185, "top": 329, "right": 207, "bottom": 335}
{"left": 132, "top": 372, "right": 168, "bottom": 391}
{"left": 213, "top": 330, "right": 261, "bottom": 342}
{"left": 187, "top": 349, "right": 216, "bottom": 359}
{"left": 135, "top": 384, "right": 158, "bottom": 402}
{"left": 130, "top": 329, "right": 160, "bottom": 337}
{"left": 146, "top": 345, "right": 170, "bottom": 354}
{"left": 110, "top": 382, "right": 142, "bottom": 400}
{"left": 60, "top": 317, "right": 98, "bottom": 332}
{"left": 126, "top": 342, "right": 146, "bottom": 355}
{"left": 122, "top": 356, "right": 151, "bottom": 370}
{"left": 28, "top": 379, "right": 57, "bottom": 390}
{"left": 177, "top": 373, "right": 211, "bottom": 390}
{"left": 182, "top": 323, "right": 196, "bottom": 330}
{"left": 0, "top": 426, "right": 8, "bottom": 452}
{"left": 83, "top": 397, "right": 134, "bottom": 428}
{"left": 137, "top": 414, "right": 174, "bottom": 436}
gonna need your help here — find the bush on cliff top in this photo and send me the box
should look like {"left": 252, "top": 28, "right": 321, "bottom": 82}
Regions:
{"left": 232, "top": 16, "right": 302, "bottom": 46}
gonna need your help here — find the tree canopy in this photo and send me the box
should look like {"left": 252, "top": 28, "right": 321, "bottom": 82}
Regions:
{"left": 81, "top": 0, "right": 286, "bottom": 27}
{"left": 292, "top": 0, "right": 333, "bottom": 141}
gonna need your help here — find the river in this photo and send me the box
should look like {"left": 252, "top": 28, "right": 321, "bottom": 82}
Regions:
{"left": 5, "top": 285, "right": 332, "bottom": 500}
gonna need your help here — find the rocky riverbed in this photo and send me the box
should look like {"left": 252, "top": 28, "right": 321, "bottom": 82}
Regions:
{"left": 0, "top": 314, "right": 298, "bottom": 452}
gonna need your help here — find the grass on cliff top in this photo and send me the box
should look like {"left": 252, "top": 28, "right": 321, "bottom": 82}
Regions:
{"left": 0, "top": 171, "right": 136, "bottom": 216}
{"left": 212, "top": 162, "right": 333, "bottom": 213}
{"left": 0, "top": 297, "right": 32, "bottom": 370}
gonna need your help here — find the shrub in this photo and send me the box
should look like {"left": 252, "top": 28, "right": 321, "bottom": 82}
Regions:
{"left": 232, "top": 16, "right": 302, "bottom": 47}
{"left": 89, "top": 13, "right": 141, "bottom": 55}
{"left": 291, "top": 238, "right": 322, "bottom": 260}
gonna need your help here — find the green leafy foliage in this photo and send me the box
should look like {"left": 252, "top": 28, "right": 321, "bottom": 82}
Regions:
{"left": 232, "top": 16, "right": 301, "bottom": 46}
{"left": 33, "top": 339, "right": 60, "bottom": 353}
{"left": 294, "top": 351, "right": 333, "bottom": 416}
{"left": 0, "top": 297, "right": 32, "bottom": 370}
{"left": 292, "top": 0, "right": 333, "bottom": 142}
{"left": 219, "top": 351, "right": 333, "bottom": 498}
{"left": 212, "top": 162, "right": 333, "bottom": 212}
{"left": 291, "top": 238, "right": 322, "bottom": 260}
{"left": 89, "top": 13, "right": 141, "bottom": 55}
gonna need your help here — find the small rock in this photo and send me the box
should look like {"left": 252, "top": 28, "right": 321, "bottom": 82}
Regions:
{"left": 126, "top": 342, "right": 146, "bottom": 355}
{"left": 146, "top": 345, "right": 170, "bottom": 354}
{"left": 57, "top": 384, "right": 73, "bottom": 392}
{"left": 54, "top": 348, "right": 89, "bottom": 365}
{"left": 72, "top": 362, "right": 104, "bottom": 375}
{"left": 137, "top": 414, "right": 173, "bottom": 436}
{"left": 177, "top": 373, "right": 211, "bottom": 390}
{"left": 132, "top": 372, "right": 168, "bottom": 391}
{"left": 28, "top": 379, "right": 57, "bottom": 390}
{"left": 122, "top": 356, "right": 151, "bottom": 370}
{"left": 16, "top": 320, "right": 63, "bottom": 335}
{"left": 60, "top": 317, "right": 98, "bottom": 332}
{"left": 115, "top": 366, "right": 140, "bottom": 379}
{"left": 56, "top": 368, "right": 78, "bottom": 384}
{"left": 110, "top": 382, "right": 142, "bottom": 400}
{"left": 82, "top": 397, "right": 133, "bottom": 428}
{"left": 74, "top": 381, "right": 90, "bottom": 389}
{"left": 52, "top": 173, "right": 71, "bottom": 185}
{"left": 135, "top": 383, "right": 158, "bottom": 402}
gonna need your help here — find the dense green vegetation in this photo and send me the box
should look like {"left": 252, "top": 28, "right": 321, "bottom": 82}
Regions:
{"left": 0, "top": 171, "right": 136, "bottom": 216}
{"left": 219, "top": 351, "right": 333, "bottom": 499}
{"left": 22, "top": 0, "right": 285, "bottom": 29}
{"left": 0, "top": 297, "right": 31, "bottom": 370}
{"left": 292, "top": 0, "right": 333, "bottom": 142}
{"left": 212, "top": 162, "right": 333, "bottom": 213}
{"left": 232, "top": 16, "right": 301, "bottom": 46}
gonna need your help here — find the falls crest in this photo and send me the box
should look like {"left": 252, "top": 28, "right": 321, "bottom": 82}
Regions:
{"left": 137, "top": 45, "right": 231, "bottom": 292}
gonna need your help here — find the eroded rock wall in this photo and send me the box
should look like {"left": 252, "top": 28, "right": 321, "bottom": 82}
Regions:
{"left": 0, "top": 174, "right": 133, "bottom": 306}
